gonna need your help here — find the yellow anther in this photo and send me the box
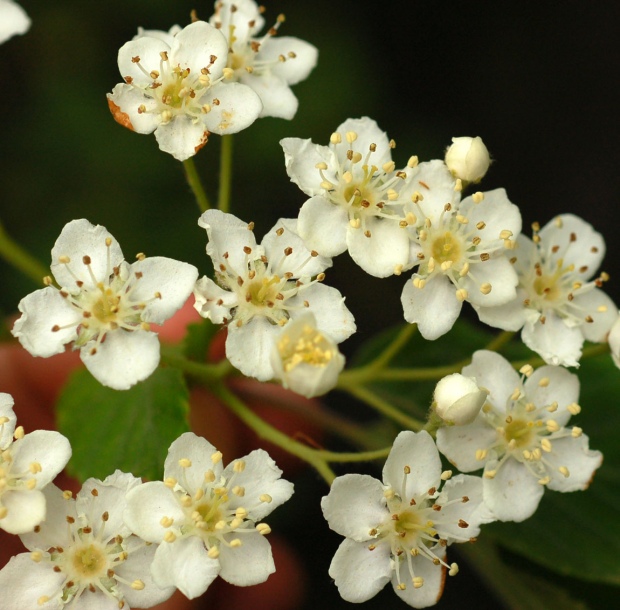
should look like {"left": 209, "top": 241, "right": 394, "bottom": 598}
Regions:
{"left": 211, "top": 451, "right": 223, "bottom": 465}
{"left": 178, "top": 458, "right": 192, "bottom": 468}
{"left": 163, "top": 531, "right": 176, "bottom": 543}
{"left": 472, "top": 192, "right": 484, "bottom": 203}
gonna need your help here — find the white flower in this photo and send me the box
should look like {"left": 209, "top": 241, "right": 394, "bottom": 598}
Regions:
{"left": 0, "top": 471, "right": 174, "bottom": 609}
{"left": 281, "top": 117, "right": 420, "bottom": 277}
{"left": 194, "top": 210, "right": 355, "bottom": 381}
{"left": 444, "top": 136, "right": 491, "bottom": 184}
{"left": 0, "top": 393, "right": 71, "bottom": 535}
{"left": 436, "top": 351, "right": 602, "bottom": 522}
{"left": 321, "top": 431, "right": 492, "bottom": 609}
{"left": 400, "top": 160, "right": 522, "bottom": 339}
{"left": 0, "top": 0, "right": 30, "bottom": 45}
{"left": 123, "top": 432, "right": 294, "bottom": 599}
{"left": 608, "top": 312, "right": 620, "bottom": 368}
{"left": 475, "top": 214, "right": 618, "bottom": 367}
{"left": 107, "top": 20, "right": 263, "bottom": 161}
{"left": 270, "top": 312, "right": 345, "bottom": 397}
{"left": 209, "top": 0, "right": 318, "bottom": 119}
{"left": 12, "top": 219, "right": 198, "bottom": 390}
{"left": 433, "top": 373, "right": 487, "bottom": 426}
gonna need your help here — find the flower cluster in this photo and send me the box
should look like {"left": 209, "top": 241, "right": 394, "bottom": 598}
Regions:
{"left": 2, "top": 3, "right": 617, "bottom": 610}
{"left": 0, "top": 427, "right": 293, "bottom": 608}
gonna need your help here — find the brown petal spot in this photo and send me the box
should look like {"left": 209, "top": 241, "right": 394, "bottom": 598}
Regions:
{"left": 107, "top": 98, "right": 134, "bottom": 131}
{"left": 195, "top": 131, "right": 210, "bottom": 154}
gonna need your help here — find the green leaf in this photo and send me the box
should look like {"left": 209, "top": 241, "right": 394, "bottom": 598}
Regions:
{"left": 57, "top": 366, "right": 190, "bottom": 482}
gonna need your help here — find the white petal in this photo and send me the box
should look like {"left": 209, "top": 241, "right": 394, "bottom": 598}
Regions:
{"left": 76, "top": 471, "right": 141, "bottom": 540}
{"left": 130, "top": 257, "right": 198, "bottom": 324}
{"left": 332, "top": 118, "right": 392, "bottom": 168}
{"left": 80, "top": 329, "right": 160, "bottom": 390}
{"left": 151, "top": 536, "right": 220, "bottom": 599}
{"left": 134, "top": 25, "right": 181, "bottom": 44}
{"left": 321, "top": 474, "right": 387, "bottom": 541}
{"left": 202, "top": 82, "right": 262, "bottom": 135}
{"left": 226, "top": 317, "right": 278, "bottom": 381}
{"left": 474, "top": 288, "right": 528, "bottom": 331}
{"left": 0, "top": 489, "right": 46, "bottom": 534}
{"left": 287, "top": 283, "right": 356, "bottom": 343}
{"left": 164, "top": 432, "right": 222, "bottom": 493}
{"left": 261, "top": 217, "right": 332, "bottom": 277}
{"left": 50, "top": 219, "right": 124, "bottom": 290}
{"left": 171, "top": 21, "right": 228, "bottom": 77}
{"left": 522, "top": 314, "right": 584, "bottom": 367}
{"left": 20, "top": 484, "right": 75, "bottom": 550}
{"left": 391, "top": 553, "right": 445, "bottom": 609}
{"left": 0, "top": 393, "right": 16, "bottom": 448}
{"left": 193, "top": 276, "right": 237, "bottom": 323}
{"left": 402, "top": 160, "right": 457, "bottom": 221}
{"left": 462, "top": 350, "right": 520, "bottom": 412}
{"left": 11, "top": 430, "right": 71, "bottom": 488}
{"left": 436, "top": 418, "right": 498, "bottom": 472}
{"left": 347, "top": 217, "right": 410, "bottom": 278}
{"left": 199, "top": 208, "right": 259, "bottom": 273}
{"left": 0, "top": 0, "right": 30, "bottom": 44}
{"left": 401, "top": 275, "right": 461, "bottom": 340}
{"left": 328, "top": 538, "right": 392, "bottom": 603}
{"left": 218, "top": 531, "right": 275, "bottom": 585}
{"left": 222, "top": 448, "right": 293, "bottom": 521}
{"left": 281, "top": 138, "right": 334, "bottom": 197}
{"left": 463, "top": 256, "right": 518, "bottom": 307}
{"left": 544, "top": 435, "right": 602, "bottom": 492}
{"left": 437, "top": 474, "right": 494, "bottom": 540}
{"left": 460, "top": 188, "right": 522, "bottom": 244}
{"left": 573, "top": 289, "right": 618, "bottom": 342}
{"left": 117, "top": 35, "right": 172, "bottom": 85}
{"left": 107, "top": 83, "right": 159, "bottom": 134}
{"left": 154, "top": 117, "right": 210, "bottom": 162}
{"left": 115, "top": 540, "right": 176, "bottom": 607}
{"left": 383, "top": 431, "right": 441, "bottom": 498}
{"left": 538, "top": 214, "right": 605, "bottom": 281}
{"left": 524, "top": 365, "right": 579, "bottom": 426}
{"left": 241, "top": 72, "right": 298, "bottom": 120}
{"left": 297, "top": 196, "right": 349, "bottom": 256}
{"left": 259, "top": 37, "right": 318, "bottom": 85}
{"left": 209, "top": 0, "right": 263, "bottom": 41}
{"left": 483, "top": 458, "right": 544, "bottom": 522}
{"left": 0, "top": 554, "right": 64, "bottom": 610}
{"left": 12, "top": 287, "right": 79, "bottom": 357}
{"left": 124, "top": 482, "right": 186, "bottom": 543}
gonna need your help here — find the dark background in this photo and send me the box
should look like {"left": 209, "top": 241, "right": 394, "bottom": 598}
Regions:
{"left": 1, "top": 1, "right": 619, "bottom": 608}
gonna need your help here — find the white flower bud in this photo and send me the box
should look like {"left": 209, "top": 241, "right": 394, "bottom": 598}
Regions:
{"left": 445, "top": 136, "right": 491, "bottom": 184}
{"left": 270, "top": 313, "right": 345, "bottom": 398}
{"left": 433, "top": 373, "right": 487, "bottom": 425}
{"left": 608, "top": 312, "right": 620, "bottom": 369}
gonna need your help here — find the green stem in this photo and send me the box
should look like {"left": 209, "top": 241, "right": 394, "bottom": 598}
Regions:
{"left": 213, "top": 383, "right": 337, "bottom": 484}
{"left": 369, "top": 323, "right": 417, "bottom": 372}
{"left": 183, "top": 157, "right": 211, "bottom": 212}
{"left": 160, "top": 349, "right": 232, "bottom": 383}
{"left": 340, "top": 383, "right": 424, "bottom": 431}
{"left": 483, "top": 330, "right": 515, "bottom": 353}
{"left": 0, "top": 220, "right": 48, "bottom": 285}
{"left": 217, "top": 135, "right": 233, "bottom": 213}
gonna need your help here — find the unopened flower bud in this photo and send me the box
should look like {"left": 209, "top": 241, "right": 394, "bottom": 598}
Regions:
{"left": 433, "top": 373, "right": 487, "bottom": 425}
{"left": 445, "top": 136, "right": 491, "bottom": 184}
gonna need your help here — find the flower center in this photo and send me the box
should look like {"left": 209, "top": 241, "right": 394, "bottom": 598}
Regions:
{"left": 391, "top": 508, "right": 428, "bottom": 545}
{"left": 161, "top": 68, "right": 192, "bottom": 109}
{"left": 71, "top": 544, "right": 107, "bottom": 578}
{"left": 504, "top": 418, "right": 534, "bottom": 448}
{"left": 431, "top": 231, "right": 461, "bottom": 264}
{"left": 278, "top": 324, "right": 334, "bottom": 371}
